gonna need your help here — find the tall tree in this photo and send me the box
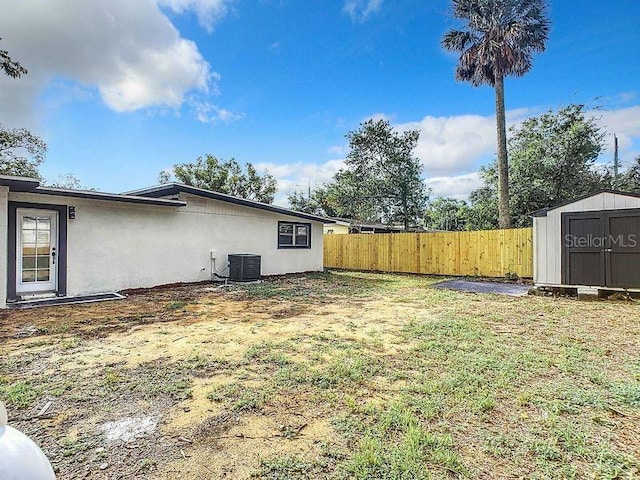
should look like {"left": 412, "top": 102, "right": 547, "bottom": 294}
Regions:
{"left": 329, "top": 119, "right": 429, "bottom": 229}
{"left": 290, "top": 120, "right": 428, "bottom": 228}
{"left": 0, "top": 38, "right": 27, "bottom": 78}
{"left": 164, "top": 155, "right": 278, "bottom": 203}
{"left": 0, "top": 125, "right": 47, "bottom": 177}
{"left": 442, "top": 0, "right": 550, "bottom": 229}
{"left": 469, "top": 105, "right": 608, "bottom": 228}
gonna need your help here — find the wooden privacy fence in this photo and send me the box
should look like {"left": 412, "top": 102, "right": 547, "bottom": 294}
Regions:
{"left": 323, "top": 228, "right": 533, "bottom": 278}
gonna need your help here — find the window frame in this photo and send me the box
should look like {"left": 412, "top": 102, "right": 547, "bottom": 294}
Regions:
{"left": 278, "top": 221, "right": 312, "bottom": 249}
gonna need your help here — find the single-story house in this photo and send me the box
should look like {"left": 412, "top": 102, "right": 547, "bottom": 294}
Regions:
{"left": 531, "top": 189, "right": 640, "bottom": 293}
{"left": 0, "top": 175, "right": 331, "bottom": 308}
{"left": 323, "top": 217, "right": 405, "bottom": 234}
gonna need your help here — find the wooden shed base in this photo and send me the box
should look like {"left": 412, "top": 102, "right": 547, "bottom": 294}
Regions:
{"left": 531, "top": 285, "right": 640, "bottom": 300}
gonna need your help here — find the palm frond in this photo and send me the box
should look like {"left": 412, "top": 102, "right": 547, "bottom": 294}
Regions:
{"left": 442, "top": 0, "right": 549, "bottom": 86}
{"left": 442, "top": 30, "right": 477, "bottom": 52}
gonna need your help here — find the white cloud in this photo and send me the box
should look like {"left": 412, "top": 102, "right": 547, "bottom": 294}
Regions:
{"left": 596, "top": 106, "right": 640, "bottom": 155}
{"left": 191, "top": 98, "right": 244, "bottom": 124}
{"left": 394, "top": 110, "right": 535, "bottom": 176}
{"left": 254, "top": 159, "right": 345, "bottom": 207}
{"left": 0, "top": 0, "right": 226, "bottom": 126}
{"left": 426, "top": 172, "right": 484, "bottom": 200}
{"left": 268, "top": 103, "right": 640, "bottom": 207}
{"left": 158, "top": 0, "right": 234, "bottom": 32}
{"left": 327, "top": 145, "right": 348, "bottom": 156}
{"left": 343, "top": 0, "right": 383, "bottom": 22}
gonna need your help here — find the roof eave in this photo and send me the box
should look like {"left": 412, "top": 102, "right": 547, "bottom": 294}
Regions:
{"left": 0, "top": 175, "right": 41, "bottom": 192}
{"left": 125, "top": 183, "right": 332, "bottom": 223}
{"left": 529, "top": 189, "right": 640, "bottom": 217}
{"left": 34, "top": 187, "right": 186, "bottom": 207}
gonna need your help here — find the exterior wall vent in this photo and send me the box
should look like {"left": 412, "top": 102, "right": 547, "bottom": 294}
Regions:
{"left": 228, "top": 254, "right": 261, "bottom": 282}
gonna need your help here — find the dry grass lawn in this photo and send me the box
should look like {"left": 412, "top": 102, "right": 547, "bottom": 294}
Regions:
{"left": 1, "top": 271, "right": 639, "bottom": 479}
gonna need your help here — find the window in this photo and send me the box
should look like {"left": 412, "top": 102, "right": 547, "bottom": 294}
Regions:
{"left": 278, "top": 222, "right": 311, "bottom": 248}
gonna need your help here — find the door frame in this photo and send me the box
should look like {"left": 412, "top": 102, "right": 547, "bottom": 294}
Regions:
{"left": 561, "top": 211, "right": 606, "bottom": 286}
{"left": 561, "top": 208, "right": 640, "bottom": 288}
{"left": 603, "top": 208, "right": 640, "bottom": 289}
{"left": 7, "top": 202, "right": 68, "bottom": 301}
{"left": 16, "top": 208, "right": 59, "bottom": 294}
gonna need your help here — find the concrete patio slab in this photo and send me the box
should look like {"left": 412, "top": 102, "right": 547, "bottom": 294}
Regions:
{"left": 432, "top": 279, "right": 530, "bottom": 297}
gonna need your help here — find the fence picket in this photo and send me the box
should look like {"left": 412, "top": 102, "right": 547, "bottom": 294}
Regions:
{"left": 323, "top": 228, "right": 533, "bottom": 278}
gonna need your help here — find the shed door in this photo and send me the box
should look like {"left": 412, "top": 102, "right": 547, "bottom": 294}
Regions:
{"left": 562, "top": 212, "right": 605, "bottom": 286}
{"left": 562, "top": 209, "right": 640, "bottom": 288}
{"left": 605, "top": 210, "right": 640, "bottom": 288}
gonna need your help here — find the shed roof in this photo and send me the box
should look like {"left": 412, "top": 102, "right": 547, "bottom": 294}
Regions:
{"left": 124, "top": 183, "right": 333, "bottom": 223}
{"left": 529, "top": 189, "right": 640, "bottom": 217}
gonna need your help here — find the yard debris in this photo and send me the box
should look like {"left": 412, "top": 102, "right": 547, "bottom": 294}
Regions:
{"left": 35, "top": 400, "right": 54, "bottom": 418}
{"left": 606, "top": 405, "right": 628, "bottom": 417}
{"left": 14, "top": 324, "right": 39, "bottom": 337}
{"left": 100, "top": 416, "right": 159, "bottom": 443}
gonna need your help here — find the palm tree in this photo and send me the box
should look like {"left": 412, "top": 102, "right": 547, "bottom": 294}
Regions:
{"left": 442, "top": 0, "right": 549, "bottom": 228}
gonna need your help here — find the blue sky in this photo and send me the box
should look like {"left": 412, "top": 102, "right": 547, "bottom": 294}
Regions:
{"left": 1, "top": 0, "right": 639, "bottom": 205}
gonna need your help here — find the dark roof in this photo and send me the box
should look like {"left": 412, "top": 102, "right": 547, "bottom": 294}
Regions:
{"left": 124, "top": 183, "right": 332, "bottom": 223}
{"left": 0, "top": 175, "right": 333, "bottom": 220}
{"left": 0, "top": 174, "right": 40, "bottom": 191}
{"left": 529, "top": 189, "right": 640, "bottom": 217}
{"left": 33, "top": 187, "right": 187, "bottom": 207}
{"left": 0, "top": 175, "right": 186, "bottom": 207}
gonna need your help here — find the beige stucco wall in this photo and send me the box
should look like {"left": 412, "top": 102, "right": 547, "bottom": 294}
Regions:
{"left": 323, "top": 223, "right": 349, "bottom": 235}
{"left": 7, "top": 191, "right": 323, "bottom": 299}
{"left": 534, "top": 192, "right": 640, "bottom": 286}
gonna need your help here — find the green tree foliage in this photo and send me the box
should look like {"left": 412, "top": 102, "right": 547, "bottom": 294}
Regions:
{"left": 442, "top": 0, "right": 550, "bottom": 229}
{"left": 1, "top": 38, "right": 27, "bottom": 78}
{"left": 0, "top": 125, "right": 47, "bottom": 178}
{"left": 339, "top": 119, "right": 428, "bottom": 229}
{"left": 424, "top": 197, "right": 471, "bottom": 231}
{"left": 469, "top": 105, "right": 608, "bottom": 228}
{"left": 467, "top": 185, "right": 500, "bottom": 230}
{"left": 0, "top": 39, "right": 49, "bottom": 179}
{"left": 289, "top": 120, "right": 428, "bottom": 228}
{"left": 165, "top": 155, "right": 278, "bottom": 203}
{"left": 615, "top": 156, "right": 640, "bottom": 192}
{"left": 287, "top": 188, "right": 335, "bottom": 217}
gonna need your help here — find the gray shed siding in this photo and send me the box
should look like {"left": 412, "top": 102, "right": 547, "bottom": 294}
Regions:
{"left": 534, "top": 192, "right": 640, "bottom": 286}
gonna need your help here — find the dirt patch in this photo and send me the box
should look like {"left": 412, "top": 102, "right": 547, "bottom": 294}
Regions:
{"left": 1, "top": 271, "right": 639, "bottom": 479}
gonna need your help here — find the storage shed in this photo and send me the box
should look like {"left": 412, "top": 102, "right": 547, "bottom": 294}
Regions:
{"left": 532, "top": 190, "right": 640, "bottom": 293}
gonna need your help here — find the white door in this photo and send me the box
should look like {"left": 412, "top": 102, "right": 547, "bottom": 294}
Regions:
{"left": 16, "top": 209, "right": 59, "bottom": 295}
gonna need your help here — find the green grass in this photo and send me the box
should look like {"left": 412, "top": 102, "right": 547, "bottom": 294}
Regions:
{"left": 254, "top": 455, "right": 317, "bottom": 479}
{"left": 0, "top": 380, "right": 41, "bottom": 408}
{"left": 165, "top": 300, "right": 188, "bottom": 310}
{"left": 2, "top": 270, "right": 639, "bottom": 479}
{"left": 207, "top": 383, "right": 272, "bottom": 412}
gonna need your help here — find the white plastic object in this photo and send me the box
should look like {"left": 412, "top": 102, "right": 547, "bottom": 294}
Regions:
{"left": 0, "top": 401, "right": 56, "bottom": 480}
